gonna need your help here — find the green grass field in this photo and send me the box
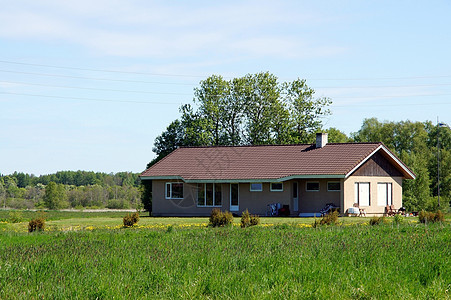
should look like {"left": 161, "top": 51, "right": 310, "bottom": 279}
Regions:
{"left": 0, "top": 211, "right": 450, "bottom": 299}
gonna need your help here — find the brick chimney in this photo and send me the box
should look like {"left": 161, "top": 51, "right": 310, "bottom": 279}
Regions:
{"left": 316, "top": 132, "right": 328, "bottom": 148}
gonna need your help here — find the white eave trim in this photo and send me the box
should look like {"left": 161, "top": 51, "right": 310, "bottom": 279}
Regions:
{"left": 344, "top": 145, "right": 416, "bottom": 179}
{"left": 140, "top": 175, "right": 346, "bottom": 183}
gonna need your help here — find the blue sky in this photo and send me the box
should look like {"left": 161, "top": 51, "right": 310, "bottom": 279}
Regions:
{"left": 1, "top": 0, "right": 450, "bottom": 175}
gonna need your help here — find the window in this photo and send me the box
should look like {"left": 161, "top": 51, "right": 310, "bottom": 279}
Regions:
{"left": 377, "top": 183, "right": 393, "bottom": 206}
{"left": 327, "top": 182, "right": 341, "bottom": 192}
{"left": 250, "top": 183, "right": 263, "bottom": 192}
{"left": 270, "top": 182, "right": 283, "bottom": 192}
{"left": 306, "top": 182, "right": 319, "bottom": 192}
{"left": 165, "top": 182, "right": 183, "bottom": 199}
{"left": 354, "top": 182, "right": 370, "bottom": 206}
{"left": 197, "top": 183, "right": 222, "bottom": 207}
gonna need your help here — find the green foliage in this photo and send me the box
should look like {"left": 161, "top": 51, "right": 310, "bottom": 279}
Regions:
{"left": 8, "top": 211, "right": 23, "bottom": 223}
{"left": 419, "top": 210, "right": 444, "bottom": 224}
{"left": 240, "top": 209, "right": 260, "bottom": 228}
{"left": 43, "top": 182, "right": 69, "bottom": 209}
{"left": 393, "top": 214, "right": 404, "bottom": 225}
{"left": 123, "top": 212, "right": 140, "bottom": 227}
{"left": 28, "top": 217, "right": 45, "bottom": 232}
{"left": 209, "top": 208, "right": 233, "bottom": 227}
{"left": 312, "top": 211, "right": 339, "bottom": 227}
{"left": 106, "top": 199, "right": 130, "bottom": 209}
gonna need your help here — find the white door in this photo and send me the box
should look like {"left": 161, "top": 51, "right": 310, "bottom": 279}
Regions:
{"left": 230, "top": 183, "right": 239, "bottom": 212}
{"left": 292, "top": 182, "right": 299, "bottom": 211}
{"left": 377, "top": 183, "right": 392, "bottom": 206}
{"left": 355, "top": 182, "right": 370, "bottom": 206}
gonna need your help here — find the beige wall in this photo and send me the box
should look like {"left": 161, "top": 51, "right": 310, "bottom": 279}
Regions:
{"left": 296, "top": 179, "right": 343, "bottom": 213}
{"left": 151, "top": 179, "right": 344, "bottom": 216}
{"left": 343, "top": 176, "right": 403, "bottom": 216}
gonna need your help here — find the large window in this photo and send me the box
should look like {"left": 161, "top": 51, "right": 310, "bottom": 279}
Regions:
{"left": 250, "top": 183, "right": 263, "bottom": 192}
{"left": 306, "top": 182, "right": 320, "bottom": 192}
{"left": 354, "top": 182, "right": 370, "bottom": 206}
{"left": 198, "top": 183, "right": 222, "bottom": 207}
{"left": 165, "top": 182, "right": 184, "bottom": 199}
{"left": 377, "top": 183, "right": 393, "bottom": 206}
{"left": 270, "top": 182, "right": 283, "bottom": 192}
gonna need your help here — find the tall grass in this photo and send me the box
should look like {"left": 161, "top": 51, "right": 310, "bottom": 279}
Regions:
{"left": 0, "top": 223, "right": 449, "bottom": 299}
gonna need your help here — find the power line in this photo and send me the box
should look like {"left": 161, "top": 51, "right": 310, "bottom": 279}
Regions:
{"left": 2, "top": 79, "right": 451, "bottom": 93}
{"left": 0, "top": 80, "right": 192, "bottom": 96}
{"left": 0, "top": 69, "right": 197, "bottom": 86}
{"left": 2, "top": 91, "right": 450, "bottom": 107}
{"left": 0, "top": 91, "right": 183, "bottom": 105}
{"left": 2, "top": 59, "right": 451, "bottom": 81}
{"left": 0, "top": 60, "right": 207, "bottom": 78}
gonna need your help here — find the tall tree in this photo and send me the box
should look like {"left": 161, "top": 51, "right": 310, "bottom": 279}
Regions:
{"left": 43, "top": 182, "right": 68, "bottom": 209}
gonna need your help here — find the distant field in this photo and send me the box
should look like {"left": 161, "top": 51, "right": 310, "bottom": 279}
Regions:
{"left": 0, "top": 211, "right": 449, "bottom": 299}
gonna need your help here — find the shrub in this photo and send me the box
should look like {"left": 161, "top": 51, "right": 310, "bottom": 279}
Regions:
{"left": 393, "top": 214, "right": 404, "bottom": 225}
{"left": 28, "top": 218, "right": 45, "bottom": 232}
{"left": 369, "top": 216, "right": 385, "bottom": 226}
{"left": 8, "top": 211, "right": 23, "bottom": 223}
{"left": 250, "top": 214, "right": 260, "bottom": 226}
{"left": 240, "top": 209, "right": 260, "bottom": 228}
{"left": 209, "top": 209, "right": 233, "bottom": 227}
{"left": 418, "top": 210, "right": 444, "bottom": 224}
{"left": 123, "top": 212, "right": 140, "bottom": 227}
{"left": 240, "top": 210, "right": 250, "bottom": 228}
{"left": 312, "top": 211, "right": 339, "bottom": 228}
{"left": 107, "top": 199, "right": 130, "bottom": 209}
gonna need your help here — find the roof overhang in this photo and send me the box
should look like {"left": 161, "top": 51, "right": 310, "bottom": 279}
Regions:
{"left": 344, "top": 145, "right": 416, "bottom": 179}
{"left": 140, "top": 174, "right": 346, "bottom": 183}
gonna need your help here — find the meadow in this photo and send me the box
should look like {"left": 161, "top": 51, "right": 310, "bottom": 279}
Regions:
{"left": 0, "top": 211, "right": 450, "bottom": 299}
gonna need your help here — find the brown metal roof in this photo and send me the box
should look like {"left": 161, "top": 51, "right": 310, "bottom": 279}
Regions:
{"left": 140, "top": 143, "right": 415, "bottom": 181}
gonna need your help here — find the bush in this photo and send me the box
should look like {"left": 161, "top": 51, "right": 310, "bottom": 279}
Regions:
{"left": 418, "top": 210, "right": 444, "bottom": 224}
{"left": 240, "top": 209, "right": 260, "bottom": 228}
{"left": 369, "top": 216, "right": 385, "bottom": 226}
{"left": 123, "top": 212, "right": 140, "bottom": 227}
{"left": 107, "top": 199, "right": 130, "bottom": 209}
{"left": 312, "top": 211, "right": 339, "bottom": 228}
{"left": 250, "top": 214, "right": 260, "bottom": 226}
{"left": 209, "top": 209, "right": 233, "bottom": 227}
{"left": 8, "top": 211, "right": 23, "bottom": 223}
{"left": 393, "top": 214, "right": 404, "bottom": 225}
{"left": 28, "top": 218, "right": 46, "bottom": 232}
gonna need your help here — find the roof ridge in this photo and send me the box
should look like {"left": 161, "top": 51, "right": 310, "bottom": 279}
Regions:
{"left": 179, "top": 142, "right": 382, "bottom": 149}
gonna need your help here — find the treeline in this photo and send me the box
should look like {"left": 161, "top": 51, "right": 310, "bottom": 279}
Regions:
{"left": 0, "top": 171, "right": 141, "bottom": 210}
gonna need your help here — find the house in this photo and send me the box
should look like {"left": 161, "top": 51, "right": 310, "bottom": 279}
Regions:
{"left": 140, "top": 133, "right": 416, "bottom": 216}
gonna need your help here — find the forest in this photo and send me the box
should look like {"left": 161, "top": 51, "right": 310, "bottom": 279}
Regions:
{"left": 0, "top": 171, "right": 141, "bottom": 209}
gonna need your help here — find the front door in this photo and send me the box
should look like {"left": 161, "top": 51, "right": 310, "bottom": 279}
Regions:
{"left": 230, "top": 183, "right": 239, "bottom": 212}
{"left": 292, "top": 182, "right": 298, "bottom": 211}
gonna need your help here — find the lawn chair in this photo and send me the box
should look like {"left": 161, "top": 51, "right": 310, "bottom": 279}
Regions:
{"left": 353, "top": 203, "right": 366, "bottom": 217}
{"left": 385, "top": 205, "right": 396, "bottom": 216}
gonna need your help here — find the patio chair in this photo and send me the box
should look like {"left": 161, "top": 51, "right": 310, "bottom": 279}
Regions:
{"left": 353, "top": 203, "right": 366, "bottom": 217}
{"left": 385, "top": 205, "right": 396, "bottom": 216}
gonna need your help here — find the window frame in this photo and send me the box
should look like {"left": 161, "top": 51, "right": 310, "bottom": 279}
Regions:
{"left": 355, "top": 182, "right": 370, "bottom": 206}
{"left": 327, "top": 181, "right": 341, "bottom": 192}
{"left": 306, "top": 181, "right": 320, "bottom": 192}
{"left": 270, "top": 182, "right": 283, "bottom": 192}
{"left": 377, "top": 182, "right": 393, "bottom": 206}
{"left": 165, "top": 182, "right": 184, "bottom": 200}
{"left": 250, "top": 183, "right": 263, "bottom": 192}
{"left": 197, "top": 183, "right": 222, "bottom": 207}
